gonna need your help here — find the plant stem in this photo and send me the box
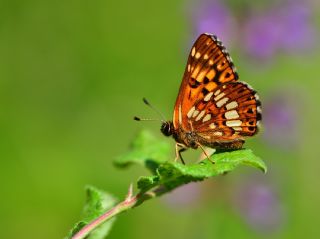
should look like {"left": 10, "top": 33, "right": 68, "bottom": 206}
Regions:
{"left": 72, "top": 197, "right": 136, "bottom": 239}
{"left": 71, "top": 185, "right": 167, "bottom": 239}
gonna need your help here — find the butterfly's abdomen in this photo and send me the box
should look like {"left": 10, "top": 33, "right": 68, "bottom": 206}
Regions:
{"left": 201, "top": 139, "right": 245, "bottom": 151}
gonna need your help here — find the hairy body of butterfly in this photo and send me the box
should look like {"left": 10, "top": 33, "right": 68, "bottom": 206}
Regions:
{"left": 161, "top": 33, "right": 262, "bottom": 162}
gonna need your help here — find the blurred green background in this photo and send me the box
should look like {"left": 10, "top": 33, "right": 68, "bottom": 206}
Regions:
{"left": 0, "top": 0, "right": 319, "bottom": 238}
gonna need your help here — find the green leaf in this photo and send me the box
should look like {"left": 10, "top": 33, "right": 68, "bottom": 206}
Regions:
{"left": 66, "top": 186, "right": 117, "bottom": 239}
{"left": 67, "top": 131, "right": 267, "bottom": 238}
{"left": 115, "top": 130, "right": 266, "bottom": 196}
{"left": 114, "top": 130, "right": 171, "bottom": 173}
{"left": 137, "top": 149, "right": 266, "bottom": 193}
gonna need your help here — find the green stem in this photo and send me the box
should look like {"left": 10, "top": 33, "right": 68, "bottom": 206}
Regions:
{"left": 72, "top": 197, "right": 136, "bottom": 239}
{"left": 71, "top": 185, "right": 167, "bottom": 239}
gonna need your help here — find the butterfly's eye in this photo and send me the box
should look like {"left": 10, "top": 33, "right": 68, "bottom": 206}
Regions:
{"left": 161, "top": 121, "right": 173, "bottom": 137}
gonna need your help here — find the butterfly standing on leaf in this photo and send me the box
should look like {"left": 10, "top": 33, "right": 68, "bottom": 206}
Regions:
{"left": 137, "top": 33, "right": 262, "bottom": 164}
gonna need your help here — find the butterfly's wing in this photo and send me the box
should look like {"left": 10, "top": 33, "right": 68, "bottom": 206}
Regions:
{"left": 192, "top": 81, "right": 262, "bottom": 143}
{"left": 173, "top": 33, "right": 261, "bottom": 145}
{"left": 173, "top": 33, "right": 239, "bottom": 131}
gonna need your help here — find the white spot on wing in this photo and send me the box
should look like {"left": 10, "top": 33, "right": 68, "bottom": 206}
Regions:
{"left": 216, "top": 97, "right": 229, "bottom": 108}
{"left": 191, "top": 47, "right": 196, "bottom": 57}
{"left": 209, "top": 123, "right": 216, "bottom": 129}
{"left": 195, "top": 52, "right": 201, "bottom": 59}
{"left": 187, "top": 106, "right": 195, "bottom": 118}
{"left": 226, "top": 120, "right": 242, "bottom": 127}
{"left": 257, "top": 120, "right": 261, "bottom": 127}
{"left": 213, "top": 132, "right": 223, "bottom": 136}
{"left": 232, "top": 126, "right": 242, "bottom": 131}
{"left": 179, "top": 104, "right": 182, "bottom": 124}
{"left": 204, "top": 92, "right": 213, "bottom": 102}
{"left": 257, "top": 106, "right": 262, "bottom": 113}
{"left": 192, "top": 110, "right": 199, "bottom": 118}
{"left": 226, "top": 101, "right": 238, "bottom": 110}
{"left": 227, "top": 55, "right": 233, "bottom": 62}
{"left": 224, "top": 110, "right": 239, "bottom": 119}
{"left": 202, "top": 114, "right": 211, "bottom": 122}
{"left": 214, "top": 92, "right": 226, "bottom": 101}
{"left": 195, "top": 110, "right": 206, "bottom": 121}
{"left": 214, "top": 89, "right": 221, "bottom": 96}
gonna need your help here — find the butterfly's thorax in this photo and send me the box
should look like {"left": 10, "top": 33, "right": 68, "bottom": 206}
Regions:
{"left": 172, "top": 128, "right": 199, "bottom": 149}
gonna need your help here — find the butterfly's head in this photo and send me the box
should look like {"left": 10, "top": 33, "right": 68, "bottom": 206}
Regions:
{"left": 161, "top": 121, "right": 174, "bottom": 137}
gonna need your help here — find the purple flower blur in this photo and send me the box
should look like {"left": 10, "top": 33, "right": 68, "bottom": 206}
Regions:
{"left": 244, "top": 0, "right": 315, "bottom": 60}
{"left": 243, "top": 13, "right": 281, "bottom": 60}
{"left": 263, "top": 91, "right": 300, "bottom": 149}
{"left": 190, "top": 0, "right": 236, "bottom": 46}
{"left": 162, "top": 182, "right": 202, "bottom": 209}
{"left": 233, "top": 175, "right": 284, "bottom": 233}
{"left": 189, "top": 0, "right": 315, "bottom": 60}
{"left": 277, "top": 0, "right": 315, "bottom": 52}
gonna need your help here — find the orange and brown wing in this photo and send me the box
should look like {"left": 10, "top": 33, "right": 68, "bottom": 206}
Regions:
{"left": 173, "top": 33, "right": 239, "bottom": 130}
{"left": 191, "top": 81, "right": 262, "bottom": 143}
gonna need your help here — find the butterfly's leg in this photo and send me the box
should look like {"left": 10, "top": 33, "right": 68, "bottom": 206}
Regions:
{"left": 197, "top": 147, "right": 215, "bottom": 162}
{"left": 197, "top": 143, "right": 215, "bottom": 164}
{"left": 178, "top": 148, "right": 187, "bottom": 165}
{"left": 175, "top": 143, "right": 186, "bottom": 164}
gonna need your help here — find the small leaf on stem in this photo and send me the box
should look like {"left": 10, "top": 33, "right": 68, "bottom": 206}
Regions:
{"left": 66, "top": 186, "right": 117, "bottom": 239}
{"left": 114, "top": 130, "right": 170, "bottom": 172}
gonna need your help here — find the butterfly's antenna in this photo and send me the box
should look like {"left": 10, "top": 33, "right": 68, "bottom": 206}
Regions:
{"left": 142, "top": 97, "right": 167, "bottom": 121}
{"left": 133, "top": 116, "right": 161, "bottom": 122}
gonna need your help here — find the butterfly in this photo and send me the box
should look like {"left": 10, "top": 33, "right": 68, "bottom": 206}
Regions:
{"left": 134, "top": 33, "right": 262, "bottom": 164}
{"left": 159, "top": 33, "right": 262, "bottom": 164}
